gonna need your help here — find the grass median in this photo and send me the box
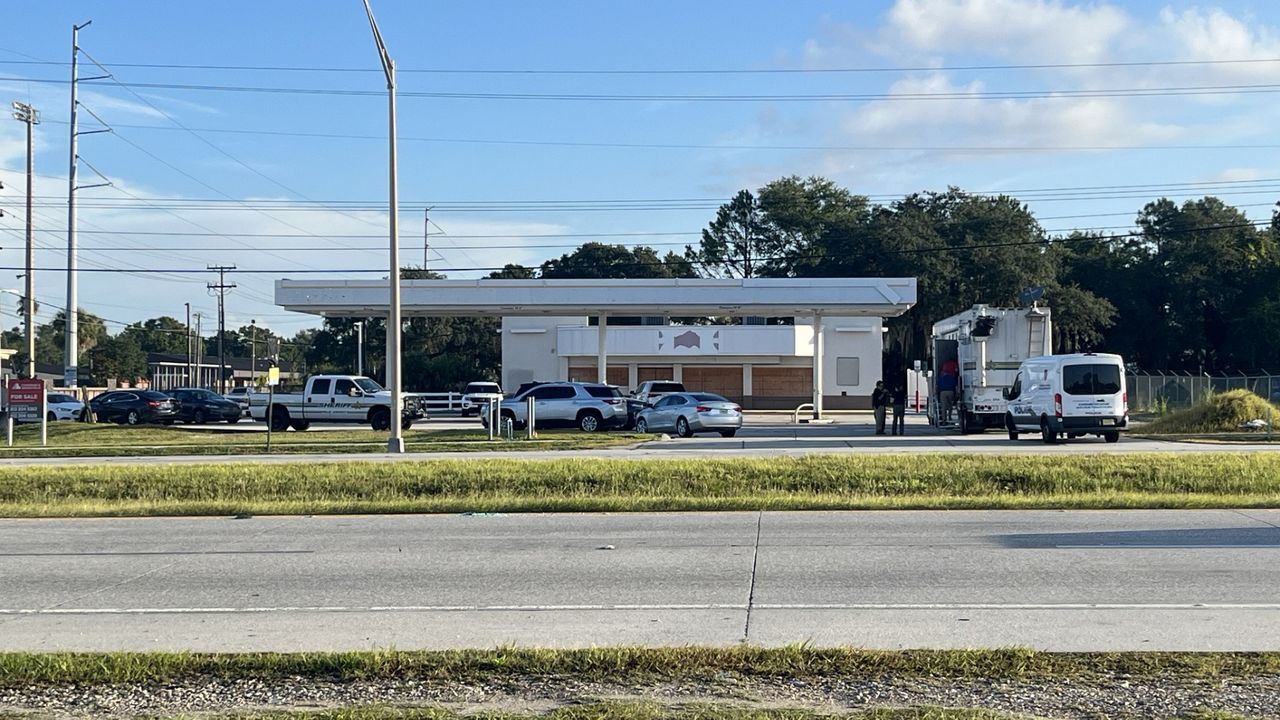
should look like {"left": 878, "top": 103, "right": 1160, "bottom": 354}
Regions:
{"left": 0, "top": 422, "right": 645, "bottom": 458}
{"left": 1, "top": 453, "right": 1278, "bottom": 517}
{"left": 3, "top": 646, "right": 1277, "bottom": 687}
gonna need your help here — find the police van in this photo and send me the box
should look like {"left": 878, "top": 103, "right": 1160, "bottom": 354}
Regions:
{"left": 1004, "top": 353, "right": 1128, "bottom": 443}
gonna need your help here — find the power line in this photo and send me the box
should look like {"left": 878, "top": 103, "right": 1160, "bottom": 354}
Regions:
{"left": 5, "top": 55, "right": 1280, "bottom": 74}
{"left": 12, "top": 75, "right": 1280, "bottom": 102}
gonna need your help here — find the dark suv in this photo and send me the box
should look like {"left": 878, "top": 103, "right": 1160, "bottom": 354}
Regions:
{"left": 166, "top": 388, "right": 244, "bottom": 424}
{"left": 89, "top": 390, "right": 180, "bottom": 425}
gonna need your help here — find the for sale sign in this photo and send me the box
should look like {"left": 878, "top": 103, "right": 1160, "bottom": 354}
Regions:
{"left": 6, "top": 379, "right": 45, "bottom": 423}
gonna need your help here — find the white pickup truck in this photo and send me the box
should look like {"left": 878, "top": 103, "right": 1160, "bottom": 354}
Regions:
{"left": 248, "top": 375, "right": 428, "bottom": 431}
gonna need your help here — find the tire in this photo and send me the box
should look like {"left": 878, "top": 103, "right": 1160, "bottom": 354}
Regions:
{"left": 720, "top": 429, "right": 738, "bottom": 438}
{"left": 675, "top": 416, "right": 692, "bottom": 438}
{"left": 78, "top": 410, "right": 88, "bottom": 422}
{"left": 1005, "top": 414, "right": 1019, "bottom": 441}
{"left": 958, "top": 411, "right": 970, "bottom": 434}
{"left": 401, "top": 416, "right": 414, "bottom": 431}
{"left": 290, "top": 420, "right": 311, "bottom": 432}
{"left": 1067, "top": 433, "right": 1081, "bottom": 439}
{"left": 227, "top": 416, "right": 240, "bottom": 424}
{"left": 635, "top": 417, "right": 648, "bottom": 434}
{"left": 46, "top": 411, "right": 56, "bottom": 422}
{"left": 578, "top": 411, "right": 602, "bottom": 433}
{"left": 270, "top": 407, "right": 291, "bottom": 432}
{"left": 500, "top": 410, "right": 521, "bottom": 431}
{"left": 1040, "top": 418, "right": 1057, "bottom": 444}
{"left": 1104, "top": 430, "right": 1120, "bottom": 443}
{"left": 126, "top": 410, "right": 141, "bottom": 426}
{"left": 369, "top": 407, "right": 391, "bottom": 431}
{"left": 193, "top": 409, "right": 206, "bottom": 425}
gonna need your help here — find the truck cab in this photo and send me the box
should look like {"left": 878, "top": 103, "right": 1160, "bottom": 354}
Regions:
{"left": 249, "top": 374, "right": 428, "bottom": 431}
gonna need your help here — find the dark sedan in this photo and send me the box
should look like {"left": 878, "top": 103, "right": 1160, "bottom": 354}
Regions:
{"left": 89, "top": 390, "right": 180, "bottom": 425}
{"left": 166, "top": 388, "right": 243, "bottom": 424}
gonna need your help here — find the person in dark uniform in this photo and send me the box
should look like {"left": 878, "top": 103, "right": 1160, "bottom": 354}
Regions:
{"left": 890, "top": 382, "right": 907, "bottom": 435}
{"left": 871, "top": 380, "right": 889, "bottom": 435}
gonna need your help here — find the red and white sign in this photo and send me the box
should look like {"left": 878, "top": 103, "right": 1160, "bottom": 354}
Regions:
{"left": 6, "top": 379, "right": 45, "bottom": 423}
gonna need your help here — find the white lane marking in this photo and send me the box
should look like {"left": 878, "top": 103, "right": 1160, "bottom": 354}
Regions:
{"left": 1, "top": 602, "right": 1277, "bottom": 615}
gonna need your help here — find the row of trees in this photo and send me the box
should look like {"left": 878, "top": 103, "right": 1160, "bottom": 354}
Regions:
{"left": 4, "top": 177, "right": 1276, "bottom": 388}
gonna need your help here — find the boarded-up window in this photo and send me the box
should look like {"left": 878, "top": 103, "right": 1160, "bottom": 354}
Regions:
{"left": 637, "top": 366, "right": 674, "bottom": 382}
{"left": 751, "top": 367, "right": 812, "bottom": 397}
{"left": 568, "top": 365, "right": 628, "bottom": 386}
{"left": 836, "top": 357, "right": 860, "bottom": 386}
{"left": 681, "top": 365, "right": 744, "bottom": 400}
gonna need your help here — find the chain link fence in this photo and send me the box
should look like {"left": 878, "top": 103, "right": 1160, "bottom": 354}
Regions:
{"left": 1127, "top": 372, "right": 1279, "bottom": 412}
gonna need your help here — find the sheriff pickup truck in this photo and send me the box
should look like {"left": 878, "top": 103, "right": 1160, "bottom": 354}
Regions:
{"left": 248, "top": 375, "right": 428, "bottom": 431}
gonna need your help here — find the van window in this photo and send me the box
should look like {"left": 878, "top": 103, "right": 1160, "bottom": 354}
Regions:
{"left": 1007, "top": 373, "right": 1023, "bottom": 401}
{"left": 1063, "top": 364, "right": 1122, "bottom": 395}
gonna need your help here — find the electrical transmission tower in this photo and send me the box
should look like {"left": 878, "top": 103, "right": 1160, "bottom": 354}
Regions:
{"left": 207, "top": 265, "right": 236, "bottom": 394}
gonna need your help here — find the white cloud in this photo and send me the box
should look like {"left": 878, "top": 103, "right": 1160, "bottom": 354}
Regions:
{"left": 880, "top": 0, "right": 1130, "bottom": 63}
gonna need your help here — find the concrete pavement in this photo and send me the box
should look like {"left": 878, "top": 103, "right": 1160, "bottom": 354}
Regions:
{"left": 2, "top": 510, "right": 1277, "bottom": 652}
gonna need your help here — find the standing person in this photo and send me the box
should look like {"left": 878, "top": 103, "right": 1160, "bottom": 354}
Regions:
{"left": 891, "top": 382, "right": 907, "bottom": 435}
{"left": 871, "top": 380, "right": 889, "bottom": 435}
{"left": 937, "top": 366, "right": 957, "bottom": 425}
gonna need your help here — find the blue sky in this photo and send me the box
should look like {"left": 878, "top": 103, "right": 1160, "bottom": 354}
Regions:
{"left": 1, "top": 0, "right": 1279, "bottom": 338}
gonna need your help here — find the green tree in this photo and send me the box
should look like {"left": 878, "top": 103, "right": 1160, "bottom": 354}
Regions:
{"left": 32, "top": 309, "right": 107, "bottom": 367}
{"left": 758, "top": 175, "right": 871, "bottom": 277}
{"left": 117, "top": 316, "right": 190, "bottom": 355}
{"left": 540, "top": 242, "right": 695, "bottom": 279}
{"left": 686, "top": 189, "right": 770, "bottom": 278}
{"left": 84, "top": 335, "right": 148, "bottom": 385}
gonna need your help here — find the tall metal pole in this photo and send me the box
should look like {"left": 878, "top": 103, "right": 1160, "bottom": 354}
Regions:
{"left": 364, "top": 0, "right": 404, "bottom": 453}
{"left": 193, "top": 312, "right": 203, "bottom": 388}
{"left": 250, "top": 319, "right": 257, "bottom": 389}
{"left": 12, "top": 101, "right": 38, "bottom": 379}
{"left": 356, "top": 320, "right": 364, "bottom": 376}
{"left": 65, "top": 23, "right": 89, "bottom": 388}
{"left": 184, "top": 302, "right": 191, "bottom": 385}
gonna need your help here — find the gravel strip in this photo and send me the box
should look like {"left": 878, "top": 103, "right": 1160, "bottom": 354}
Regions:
{"left": 1, "top": 673, "right": 1277, "bottom": 719}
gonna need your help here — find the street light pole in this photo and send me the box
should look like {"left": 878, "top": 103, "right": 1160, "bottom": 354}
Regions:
{"left": 363, "top": 0, "right": 404, "bottom": 453}
{"left": 12, "top": 101, "right": 38, "bottom": 380}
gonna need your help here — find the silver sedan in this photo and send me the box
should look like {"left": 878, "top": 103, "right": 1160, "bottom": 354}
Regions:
{"left": 634, "top": 392, "right": 742, "bottom": 438}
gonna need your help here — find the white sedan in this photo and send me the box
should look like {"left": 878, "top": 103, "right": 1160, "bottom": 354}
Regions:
{"left": 634, "top": 392, "right": 743, "bottom": 438}
{"left": 46, "top": 392, "right": 87, "bottom": 422}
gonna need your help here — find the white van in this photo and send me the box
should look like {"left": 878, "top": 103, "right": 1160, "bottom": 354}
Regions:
{"left": 1004, "top": 353, "right": 1128, "bottom": 443}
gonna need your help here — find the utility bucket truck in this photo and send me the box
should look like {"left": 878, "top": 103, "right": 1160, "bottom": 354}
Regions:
{"left": 929, "top": 304, "right": 1052, "bottom": 433}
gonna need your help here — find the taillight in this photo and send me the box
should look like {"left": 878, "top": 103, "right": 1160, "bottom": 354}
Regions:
{"left": 696, "top": 405, "right": 712, "bottom": 413}
{"left": 603, "top": 398, "right": 621, "bottom": 405}
{"left": 1054, "top": 393, "right": 1062, "bottom": 418}
{"left": 147, "top": 401, "right": 161, "bottom": 408}
{"left": 732, "top": 405, "right": 741, "bottom": 413}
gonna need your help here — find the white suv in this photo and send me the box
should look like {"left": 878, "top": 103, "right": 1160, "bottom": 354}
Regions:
{"left": 486, "top": 382, "right": 628, "bottom": 432}
{"left": 460, "top": 381, "right": 503, "bottom": 417}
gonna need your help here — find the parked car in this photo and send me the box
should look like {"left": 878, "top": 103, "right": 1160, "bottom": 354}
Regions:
{"left": 483, "top": 381, "right": 628, "bottom": 432}
{"left": 166, "top": 388, "right": 244, "bottom": 424}
{"left": 88, "top": 390, "right": 179, "bottom": 426}
{"left": 630, "top": 380, "right": 685, "bottom": 405}
{"left": 224, "top": 386, "right": 257, "bottom": 416}
{"left": 634, "top": 392, "right": 742, "bottom": 438}
{"left": 460, "top": 381, "right": 503, "bottom": 417}
{"left": 46, "top": 393, "right": 87, "bottom": 422}
{"left": 1005, "top": 352, "right": 1128, "bottom": 443}
{"left": 247, "top": 375, "right": 428, "bottom": 431}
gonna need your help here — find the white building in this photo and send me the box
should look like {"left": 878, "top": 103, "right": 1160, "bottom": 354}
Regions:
{"left": 504, "top": 315, "right": 884, "bottom": 409}
{"left": 275, "top": 276, "right": 916, "bottom": 416}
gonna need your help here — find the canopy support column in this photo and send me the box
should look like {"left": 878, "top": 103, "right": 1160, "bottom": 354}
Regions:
{"left": 812, "top": 313, "right": 824, "bottom": 420}
{"left": 597, "top": 315, "right": 608, "bottom": 384}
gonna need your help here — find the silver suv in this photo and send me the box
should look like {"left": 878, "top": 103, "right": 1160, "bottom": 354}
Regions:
{"left": 488, "top": 382, "right": 627, "bottom": 432}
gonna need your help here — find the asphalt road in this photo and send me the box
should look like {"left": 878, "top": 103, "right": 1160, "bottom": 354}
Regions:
{"left": 3, "top": 414, "right": 1277, "bottom": 467}
{"left": 2, "top": 510, "right": 1278, "bottom": 652}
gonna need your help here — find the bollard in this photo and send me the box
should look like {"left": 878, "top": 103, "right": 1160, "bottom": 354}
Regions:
{"left": 4, "top": 414, "right": 12, "bottom": 448}
{"left": 486, "top": 401, "right": 496, "bottom": 441}
{"left": 503, "top": 416, "right": 514, "bottom": 441}
{"left": 526, "top": 396, "right": 536, "bottom": 440}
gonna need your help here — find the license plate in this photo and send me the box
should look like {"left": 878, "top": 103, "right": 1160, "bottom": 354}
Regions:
{"left": 717, "top": 409, "right": 729, "bottom": 414}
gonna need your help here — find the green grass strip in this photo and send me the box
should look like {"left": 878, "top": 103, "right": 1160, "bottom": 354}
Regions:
{"left": 2, "top": 647, "right": 1278, "bottom": 688}
{"left": 1, "top": 453, "right": 1278, "bottom": 517}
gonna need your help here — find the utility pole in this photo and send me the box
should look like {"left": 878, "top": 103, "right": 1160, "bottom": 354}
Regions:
{"left": 193, "top": 312, "right": 203, "bottom": 388}
{"left": 206, "top": 265, "right": 236, "bottom": 395}
{"left": 64, "top": 20, "right": 109, "bottom": 388}
{"left": 363, "top": 0, "right": 405, "bottom": 453}
{"left": 184, "top": 302, "right": 192, "bottom": 385}
{"left": 423, "top": 207, "right": 429, "bottom": 270}
{"left": 356, "top": 320, "right": 364, "bottom": 376}
{"left": 250, "top": 319, "right": 257, "bottom": 389}
{"left": 12, "top": 101, "right": 38, "bottom": 379}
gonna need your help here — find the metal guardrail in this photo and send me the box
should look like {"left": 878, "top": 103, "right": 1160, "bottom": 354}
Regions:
{"left": 792, "top": 403, "right": 815, "bottom": 424}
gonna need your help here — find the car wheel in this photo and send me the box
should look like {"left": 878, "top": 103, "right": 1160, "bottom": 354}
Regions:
{"left": 227, "top": 416, "right": 240, "bottom": 424}
{"left": 719, "top": 429, "right": 737, "bottom": 438}
{"left": 369, "top": 407, "right": 391, "bottom": 431}
{"left": 270, "top": 407, "right": 291, "bottom": 432}
{"left": 193, "top": 409, "right": 206, "bottom": 425}
{"left": 958, "top": 410, "right": 970, "bottom": 434}
{"left": 635, "top": 417, "right": 648, "bottom": 433}
{"left": 290, "top": 420, "right": 310, "bottom": 432}
{"left": 578, "top": 411, "right": 602, "bottom": 433}
{"left": 78, "top": 409, "right": 88, "bottom": 422}
{"left": 401, "top": 416, "right": 414, "bottom": 431}
{"left": 1104, "top": 430, "right": 1120, "bottom": 444}
{"left": 1005, "top": 414, "right": 1019, "bottom": 441}
{"left": 1040, "top": 418, "right": 1057, "bottom": 444}
{"left": 675, "top": 416, "right": 692, "bottom": 438}
{"left": 126, "top": 410, "right": 141, "bottom": 426}
{"left": 46, "top": 411, "right": 56, "bottom": 422}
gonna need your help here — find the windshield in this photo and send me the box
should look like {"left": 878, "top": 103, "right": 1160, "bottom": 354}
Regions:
{"left": 355, "top": 378, "right": 384, "bottom": 394}
{"left": 1062, "top": 363, "right": 1122, "bottom": 395}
